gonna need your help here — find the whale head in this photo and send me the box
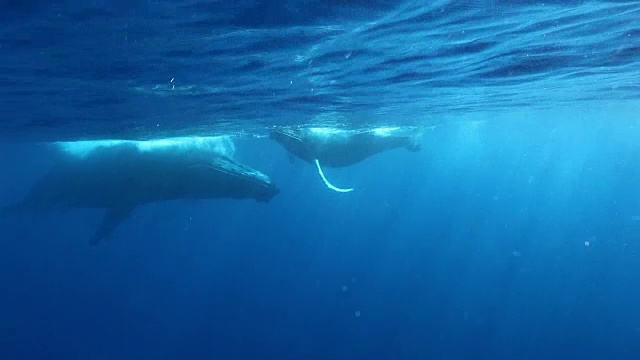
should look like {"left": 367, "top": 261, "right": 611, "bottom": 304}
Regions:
{"left": 183, "top": 156, "right": 280, "bottom": 203}
{"left": 269, "top": 130, "right": 315, "bottom": 163}
{"left": 254, "top": 182, "right": 280, "bottom": 203}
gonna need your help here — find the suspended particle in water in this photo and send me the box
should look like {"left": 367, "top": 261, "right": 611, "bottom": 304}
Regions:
{"left": 341, "top": 285, "right": 348, "bottom": 292}
{"left": 354, "top": 311, "right": 361, "bottom": 317}
{"left": 585, "top": 236, "right": 595, "bottom": 247}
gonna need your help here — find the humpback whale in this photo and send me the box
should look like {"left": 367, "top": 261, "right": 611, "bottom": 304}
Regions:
{"left": 2, "top": 138, "right": 279, "bottom": 244}
{"left": 270, "top": 127, "right": 422, "bottom": 192}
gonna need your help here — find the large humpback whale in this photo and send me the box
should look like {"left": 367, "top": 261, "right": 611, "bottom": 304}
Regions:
{"left": 270, "top": 127, "right": 422, "bottom": 192}
{"left": 2, "top": 137, "right": 279, "bottom": 244}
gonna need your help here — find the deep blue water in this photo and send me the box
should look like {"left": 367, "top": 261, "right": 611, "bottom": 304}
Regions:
{"left": 2, "top": 1, "right": 640, "bottom": 359}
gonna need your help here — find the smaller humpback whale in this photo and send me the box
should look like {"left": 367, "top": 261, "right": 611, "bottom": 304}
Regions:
{"left": 270, "top": 127, "right": 422, "bottom": 192}
{"left": 2, "top": 138, "right": 279, "bottom": 244}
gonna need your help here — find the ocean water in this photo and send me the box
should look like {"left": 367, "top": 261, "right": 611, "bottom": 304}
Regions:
{"left": 1, "top": 0, "right": 640, "bottom": 359}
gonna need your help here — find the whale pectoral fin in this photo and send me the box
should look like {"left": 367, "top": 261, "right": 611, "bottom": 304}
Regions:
{"left": 314, "top": 159, "right": 354, "bottom": 193}
{"left": 90, "top": 206, "right": 135, "bottom": 246}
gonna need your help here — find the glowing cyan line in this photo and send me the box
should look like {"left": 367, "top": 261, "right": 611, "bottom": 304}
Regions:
{"left": 314, "top": 159, "right": 354, "bottom": 193}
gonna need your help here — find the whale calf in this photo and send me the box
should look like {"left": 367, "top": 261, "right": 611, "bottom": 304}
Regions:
{"left": 2, "top": 137, "right": 279, "bottom": 244}
{"left": 270, "top": 126, "right": 422, "bottom": 192}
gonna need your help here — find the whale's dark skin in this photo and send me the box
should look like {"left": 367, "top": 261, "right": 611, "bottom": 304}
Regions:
{"left": 269, "top": 127, "right": 422, "bottom": 168}
{"left": 2, "top": 143, "right": 279, "bottom": 244}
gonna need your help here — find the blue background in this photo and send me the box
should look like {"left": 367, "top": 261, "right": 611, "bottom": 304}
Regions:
{"left": 2, "top": 0, "right": 640, "bottom": 358}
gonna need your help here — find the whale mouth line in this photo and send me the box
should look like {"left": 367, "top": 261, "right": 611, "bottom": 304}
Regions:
{"left": 314, "top": 159, "right": 354, "bottom": 193}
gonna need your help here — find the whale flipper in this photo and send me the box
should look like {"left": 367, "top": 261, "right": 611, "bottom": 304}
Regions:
{"left": 314, "top": 159, "right": 354, "bottom": 193}
{"left": 90, "top": 206, "right": 135, "bottom": 245}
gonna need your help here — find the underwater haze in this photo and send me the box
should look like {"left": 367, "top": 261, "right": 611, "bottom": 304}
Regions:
{"left": 2, "top": 0, "right": 640, "bottom": 359}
